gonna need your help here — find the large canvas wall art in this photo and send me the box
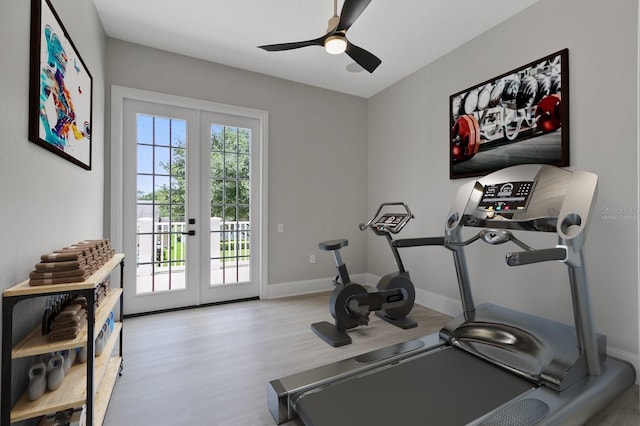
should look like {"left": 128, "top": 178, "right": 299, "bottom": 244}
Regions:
{"left": 449, "top": 49, "right": 569, "bottom": 179}
{"left": 29, "top": 0, "right": 93, "bottom": 170}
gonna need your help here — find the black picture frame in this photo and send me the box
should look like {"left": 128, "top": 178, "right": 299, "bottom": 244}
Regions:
{"left": 449, "top": 48, "right": 569, "bottom": 179}
{"left": 29, "top": 0, "right": 93, "bottom": 170}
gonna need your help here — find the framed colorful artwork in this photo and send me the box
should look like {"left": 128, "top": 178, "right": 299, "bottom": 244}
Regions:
{"left": 29, "top": 0, "right": 93, "bottom": 170}
{"left": 449, "top": 49, "right": 569, "bottom": 179}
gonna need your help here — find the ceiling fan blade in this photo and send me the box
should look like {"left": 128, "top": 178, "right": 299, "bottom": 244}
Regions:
{"left": 258, "top": 36, "right": 326, "bottom": 52}
{"left": 345, "top": 41, "right": 381, "bottom": 73}
{"left": 336, "top": 0, "right": 373, "bottom": 32}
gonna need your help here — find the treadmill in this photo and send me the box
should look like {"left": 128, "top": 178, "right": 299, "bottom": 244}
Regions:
{"left": 268, "top": 164, "right": 636, "bottom": 425}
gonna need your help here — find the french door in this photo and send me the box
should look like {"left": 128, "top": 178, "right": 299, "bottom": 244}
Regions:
{"left": 121, "top": 97, "right": 263, "bottom": 314}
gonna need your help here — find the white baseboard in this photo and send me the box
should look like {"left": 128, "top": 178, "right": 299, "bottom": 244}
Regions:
{"left": 266, "top": 274, "right": 639, "bottom": 383}
{"left": 414, "top": 286, "right": 461, "bottom": 318}
{"left": 264, "top": 273, "right": 369, "bottom": 299}
{"left": 607, "top": 347, "right": 640, "bottom": 383}
{"left": 264, "top": 273, "right": 459, "bottom": 314}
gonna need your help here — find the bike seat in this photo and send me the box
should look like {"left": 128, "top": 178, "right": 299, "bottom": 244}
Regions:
{"left": 319, "top": 239, "right": 349, "bottom": 251}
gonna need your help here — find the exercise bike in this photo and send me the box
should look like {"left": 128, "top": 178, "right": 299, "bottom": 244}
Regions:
{"left": 311, "top": 202, "right": 444, "bottom": 347}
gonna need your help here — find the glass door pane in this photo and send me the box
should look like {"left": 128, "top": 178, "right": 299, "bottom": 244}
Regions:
{"left": 209, "top": 124, "right": 251, "bottom": 286}
{"left": 135, "top": 114, "right": 188, "bottom": 294}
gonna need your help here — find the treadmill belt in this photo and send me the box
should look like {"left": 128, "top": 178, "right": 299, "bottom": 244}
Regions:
{"left": 295, "top": 347, "right": 534, "bottom": 426}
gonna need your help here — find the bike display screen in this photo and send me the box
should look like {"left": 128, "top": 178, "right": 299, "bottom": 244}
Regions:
{"left": 374, "top": 213, "right": 408, "bottom": 230}
{"left": 477, "top": 181, "right": 534, "bottom": 212}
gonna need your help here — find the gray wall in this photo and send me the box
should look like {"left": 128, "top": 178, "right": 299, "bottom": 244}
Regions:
{"left": 367, "top": 0, "right": 639, "bottom": 358}
{"left": 0, "top": 0, "right": 107, "bottom": 409}
{"left": 104, "top": 39, "right": 369, "bottom": 289}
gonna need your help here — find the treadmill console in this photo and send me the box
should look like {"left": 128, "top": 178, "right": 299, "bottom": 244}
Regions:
{"left": 477, "top": 181, "right": 535, "bottom": 217}
{"left": 450, "top": 164, "right": 598, "bottom": 233}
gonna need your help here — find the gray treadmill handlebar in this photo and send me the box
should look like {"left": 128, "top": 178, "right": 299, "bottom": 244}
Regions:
{"left": 392, "top": 237, "right": 445, "bottom": 248}
{"left": 506, "top": 247, "right": 567, "bottom": 266}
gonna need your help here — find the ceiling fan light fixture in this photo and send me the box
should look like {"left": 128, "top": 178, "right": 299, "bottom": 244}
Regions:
{"left": 258, "top": 0, "right": 381, "bottom": 73}
{"left": 325, "top": 35, "right": 347, "bottom": 55}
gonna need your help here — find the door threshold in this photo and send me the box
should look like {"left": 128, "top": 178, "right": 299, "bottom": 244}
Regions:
{"left": 123, "top": 296, "right": 260, "bottom": 318}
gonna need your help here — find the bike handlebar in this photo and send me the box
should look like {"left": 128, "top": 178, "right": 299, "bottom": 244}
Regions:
{"left": 361, "top": 202, "right": 413, "bottom": 234}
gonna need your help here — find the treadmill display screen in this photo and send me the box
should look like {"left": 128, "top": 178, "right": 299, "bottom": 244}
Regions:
{"left": 478, "top": 181, "right": 534, "bottom": 212}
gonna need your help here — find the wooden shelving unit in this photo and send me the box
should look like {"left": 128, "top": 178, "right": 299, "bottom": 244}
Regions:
{"left": 2, "top": 254, "right": 125, "bottom": 426}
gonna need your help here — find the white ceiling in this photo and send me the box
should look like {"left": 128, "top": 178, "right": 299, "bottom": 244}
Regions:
{"left": 93, "top": 0, "right": 539, "bottom": 98}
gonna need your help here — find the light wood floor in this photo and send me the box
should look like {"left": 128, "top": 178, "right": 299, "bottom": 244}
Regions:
{"left": 104, "top": 293, "right": 638, "bottom": 425}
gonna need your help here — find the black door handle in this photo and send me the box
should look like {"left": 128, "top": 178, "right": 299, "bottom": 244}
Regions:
{"left": 181, "top": 230, "right": 195, "bottom": 236}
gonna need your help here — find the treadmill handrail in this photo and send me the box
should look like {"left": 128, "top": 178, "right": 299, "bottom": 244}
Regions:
{"left": 392, "top": 237, "right": 445, "bottom": 248}
{"left": 506, "top": 246, "right": 568, "bottom": 266}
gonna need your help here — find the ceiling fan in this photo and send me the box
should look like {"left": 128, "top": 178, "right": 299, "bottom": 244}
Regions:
{"left": 258, "top": 0, "right": 381, "bottom": 73}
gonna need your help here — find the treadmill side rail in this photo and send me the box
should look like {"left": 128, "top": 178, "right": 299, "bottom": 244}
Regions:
{"left": 469, "top": 357, "right": 636, "bottom": 426}
{"left": 267, "top": 333, "right": 445, "bottom": 424}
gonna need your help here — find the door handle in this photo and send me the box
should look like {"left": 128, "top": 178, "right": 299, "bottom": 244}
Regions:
{"left": 182, "top": 230, "right": 196, "bottom": 236}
